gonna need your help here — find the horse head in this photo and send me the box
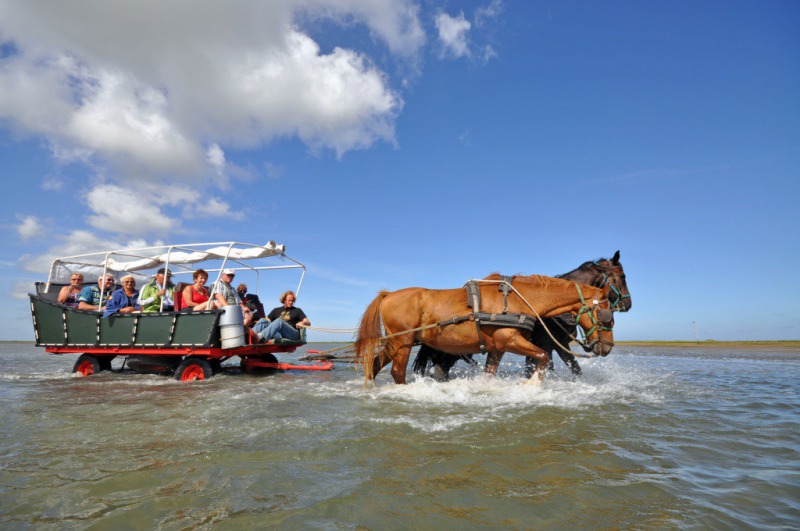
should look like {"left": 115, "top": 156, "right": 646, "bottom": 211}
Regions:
{"left": 574, "top": 289, "right": 615, "bottom": 357}
{"left": 594, "top": 250, "right": 632, "bottom": 312}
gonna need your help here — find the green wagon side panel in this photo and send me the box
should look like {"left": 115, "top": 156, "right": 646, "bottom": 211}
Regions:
{"left": 31, "top": 294, "right": 222, "bottom": 348}
{"left": 65, "top": 311, "right": 99, "bottom": 345}
{"left": 135, "top": 314, "right": 175, "bottom": 346}
{"left": 100, "top": 316, "right": 136, "bottom": 345}
{"left": 172, "top": 312, "right": 219, "bottom": 346}
{"left": 32, "top": 298, "right": 66, "bottom": 345}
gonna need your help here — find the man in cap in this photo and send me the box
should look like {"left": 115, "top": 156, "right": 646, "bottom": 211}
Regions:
{"left": 138, "top": 267, "right": 175, "bottom": 312}
{"left": 212, "top": 269, "right": 253, "bottom": 325}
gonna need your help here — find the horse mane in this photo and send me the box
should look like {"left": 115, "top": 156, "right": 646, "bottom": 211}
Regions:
{"left": 556, "top": 257, "right": 609, "bottom": 279}
{"left": 487, "top": 273, "right": 565, "bottom": 289}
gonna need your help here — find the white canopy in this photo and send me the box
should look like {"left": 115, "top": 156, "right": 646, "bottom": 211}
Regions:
{"left": 47, "top": 241, "right": 296, "bottom": 285}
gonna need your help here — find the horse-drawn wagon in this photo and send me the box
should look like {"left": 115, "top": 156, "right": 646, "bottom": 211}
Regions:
{"left": 29, "top": 241, "right": 331, "bottom": 381}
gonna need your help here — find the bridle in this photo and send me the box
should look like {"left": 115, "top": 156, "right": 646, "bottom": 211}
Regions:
{"left": 593, "top": 260, "right": 631, "bottom": 312}
{"left": 573, "top": 283, "right": 615, "bottom": 354}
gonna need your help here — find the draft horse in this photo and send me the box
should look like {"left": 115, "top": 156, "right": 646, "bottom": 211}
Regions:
{"left": 355, "top": 275, "right": 615, "bottom": 385}
{"left": 413, "top": 251, "right": 631, "bottom": 381}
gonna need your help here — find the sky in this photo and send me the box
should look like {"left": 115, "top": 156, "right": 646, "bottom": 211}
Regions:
{"left": 1, "top": 0, "right": 798, "bottom": 342}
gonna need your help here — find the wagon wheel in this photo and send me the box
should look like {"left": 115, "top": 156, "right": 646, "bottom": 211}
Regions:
{"left": 97, "top": 356, "right": 115, "bottom": 372}
{"left": 72, "top": 354, "right": 101, "bottom": 377}
{"left": 240, "top": 353, "right": 279, "bottom": 373}
{"left": 175, "top": 357, "right": 213, "bottom": 382}
{"left": 209, "top": 359, "right": 223, "bottom": 374}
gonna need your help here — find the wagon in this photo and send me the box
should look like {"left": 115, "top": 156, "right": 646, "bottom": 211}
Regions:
{"left": 29, "top": 241, "right": 331, "bottom": 380}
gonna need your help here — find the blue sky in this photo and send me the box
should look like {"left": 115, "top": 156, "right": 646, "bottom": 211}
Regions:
{"left": 1, "top": 1, "right": 798, "bottom": 341}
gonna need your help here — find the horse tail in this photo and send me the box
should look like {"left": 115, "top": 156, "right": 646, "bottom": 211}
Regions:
{"left": 411, "top": 344, "right": 432, "bottom": 375}
{"left": 355, "top": 290, "right": 390, "bottom": 381}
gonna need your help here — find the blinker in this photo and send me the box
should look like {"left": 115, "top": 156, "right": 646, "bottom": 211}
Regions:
{"left": 597, "top": 308, "right": 614, "bottom": 324}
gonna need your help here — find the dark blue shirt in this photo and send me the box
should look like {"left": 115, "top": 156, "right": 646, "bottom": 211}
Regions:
{"left": 103, "top": 288, "right": 141, "bottom": 317}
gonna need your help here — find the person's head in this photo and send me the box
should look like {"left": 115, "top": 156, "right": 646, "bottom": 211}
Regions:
{"left": 98, "top": 274, "right": 115, "bottom": 288}
{"left": 280, "top": 290, "right": 296, "bottom": 307}
{"left": 69, "top": 273, "right": 84, "bottom": 286}
{"left": 121, "top": 274, "right": 136, "bottom": 290}
{"left": 221, "top": 269, "right": 235, "bottom": 284}
{"left": 237, "top": 284, "right": 248, "bottom": 297}
{"left": 156, "top": 267, "right": 172, "bottom": 283}
{"left": 193, "top": 269, "right": 208, "bottom": 284}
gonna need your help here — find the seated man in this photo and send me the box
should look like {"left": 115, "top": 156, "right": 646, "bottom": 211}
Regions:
{"left": 58, "top": 273, "right": 84, "bottom": 308}
{"left": 78, "top": 274, "right": 116, "bottom": 312}
{"left": 138, "top": 268, "right": 175, "bottom": 312}
{"left": 237, "top": 283, "right": 265, "bottom": 321}
{"left": 211, "top": 269, "right": 253, "bottom": 325}
{"left": 103, "top": 275, "right": 142, "bottom": 317}
{"left": 251, "top": 290, "right": 309, "bottom": 342}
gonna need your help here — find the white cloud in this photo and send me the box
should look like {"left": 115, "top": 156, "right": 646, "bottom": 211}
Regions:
{"left": 435, "top": 3, "right": 501, "bottom": 64}
{"left": 435, "top": 11, "right": 471, "bottom": 59}
{"left": 16, "top": 215, "right": 45, "bottom": 240}
{"left": 41, "top": 177, "right": 64, "bottom": 191}
{"left": 184, "top": 197, "right": 238, "bottom": 220}
{"left": 0, "top": 1, "right": 413, "bottom": 167}
{"left": 20, "top": 229, "right": 122, "bottom": 273}
{"left": 86, "top": 184, "right": 177, "bottom": 235}
{"left": 206, "top": 144, "right": 226, "bottom": 177}
{"left": 12, "top": 280, "right": 34, "bottom": 301}
{"left": 0, "top": 1, "right": 421, "bottom": 238}
{"left": 474, "top": 0, "right": 503, "bottom": 28}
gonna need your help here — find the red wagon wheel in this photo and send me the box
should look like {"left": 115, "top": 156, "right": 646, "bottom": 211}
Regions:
{"left": 175, "top": 357, "right": 213, "bottom": 382}
{"left": 72, "top": 354, "right": 101, "bottom": 377}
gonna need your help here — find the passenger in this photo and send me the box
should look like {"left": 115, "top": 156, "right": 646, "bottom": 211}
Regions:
{"left": 237, "top": 283, "right": 264, "bottom": 321}
{"left": 211, "top": 269, "right": 253, "bottom": 325}
{"left": 138, "top": 268, "right": 175, "bottom": 312}
{"left": 78, "top": 274, "right": 115, "bottom": 312}
{"left": 252, "top": 290, "right": 309, "bottom": 342}
{"left": 103, "top": 275, "right": 141, "bottom": 317}
{"left": 181, "top": 269, "right": 215, "bottom": 312}
{"left": 58, "top": 273, "right": 84, "bottom": 308}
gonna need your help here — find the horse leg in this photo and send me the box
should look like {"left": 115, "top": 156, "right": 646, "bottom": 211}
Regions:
{"left": 413, "top": 345, "right": 457, "bottom": 382}
{"left": 525, "top": 354, "right": 555, "bottom": 378}
{"left": 430, "top": 347, "right": 456, "bottom": 382}
{"left": 389, "top": 337, "right": 414, "bottom": 384}
{"left": 557, "top": 350, "right": 582, "bottom": 376}
{"left": 485, "top": 352, "right": 504, "bottom": 375}
{"left": 500, "top": 334, "right": 550, "bottom": 386}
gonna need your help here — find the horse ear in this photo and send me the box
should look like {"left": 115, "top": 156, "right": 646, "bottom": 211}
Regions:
{"left": 612, "top": 250, "right": 620, "bottom": 264}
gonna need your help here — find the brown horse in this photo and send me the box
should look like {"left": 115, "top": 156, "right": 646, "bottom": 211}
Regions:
{"left": 355, "top": 275, "right": 615, "bottom": 385}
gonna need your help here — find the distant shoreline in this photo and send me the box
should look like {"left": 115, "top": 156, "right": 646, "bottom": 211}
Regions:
{"left": 615, "top": 340, "right": 800, "bottom": 350}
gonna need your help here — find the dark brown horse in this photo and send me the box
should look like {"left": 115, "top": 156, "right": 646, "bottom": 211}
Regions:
{"left": 413, "top": 251, "right": 631, "bottom": 380}
{"left": 355, "top": 275, "right": 615, "bottom": 385}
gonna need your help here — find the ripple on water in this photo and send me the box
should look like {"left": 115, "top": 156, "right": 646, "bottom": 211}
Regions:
{"left": 1, "top": 345, "right": 799, "bottom": 528}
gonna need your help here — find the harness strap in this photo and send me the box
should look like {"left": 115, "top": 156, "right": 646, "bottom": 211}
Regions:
{"left": 498, "top": 275, "right": 513, "bottom": 314}
{"left": 474, "top": 312, "right": 537, "bottom": 334}
{"left": 466, "top": 281, "right": 481, "bottom": 312}
{"left": 464, "top": 281, "right": 486, "bottom": 353}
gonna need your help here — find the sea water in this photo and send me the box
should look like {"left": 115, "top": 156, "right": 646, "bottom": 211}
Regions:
{"left": 1, "top": 343, "right": 798, "bottom": 529}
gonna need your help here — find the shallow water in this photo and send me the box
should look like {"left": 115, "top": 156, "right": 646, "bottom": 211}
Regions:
{"left": 1, "top": 343, "right": 799, "bottom": 529}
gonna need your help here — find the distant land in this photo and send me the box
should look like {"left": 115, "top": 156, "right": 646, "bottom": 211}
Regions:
{"left": 615, "top": 340, "right": 800, "bottom": 349}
